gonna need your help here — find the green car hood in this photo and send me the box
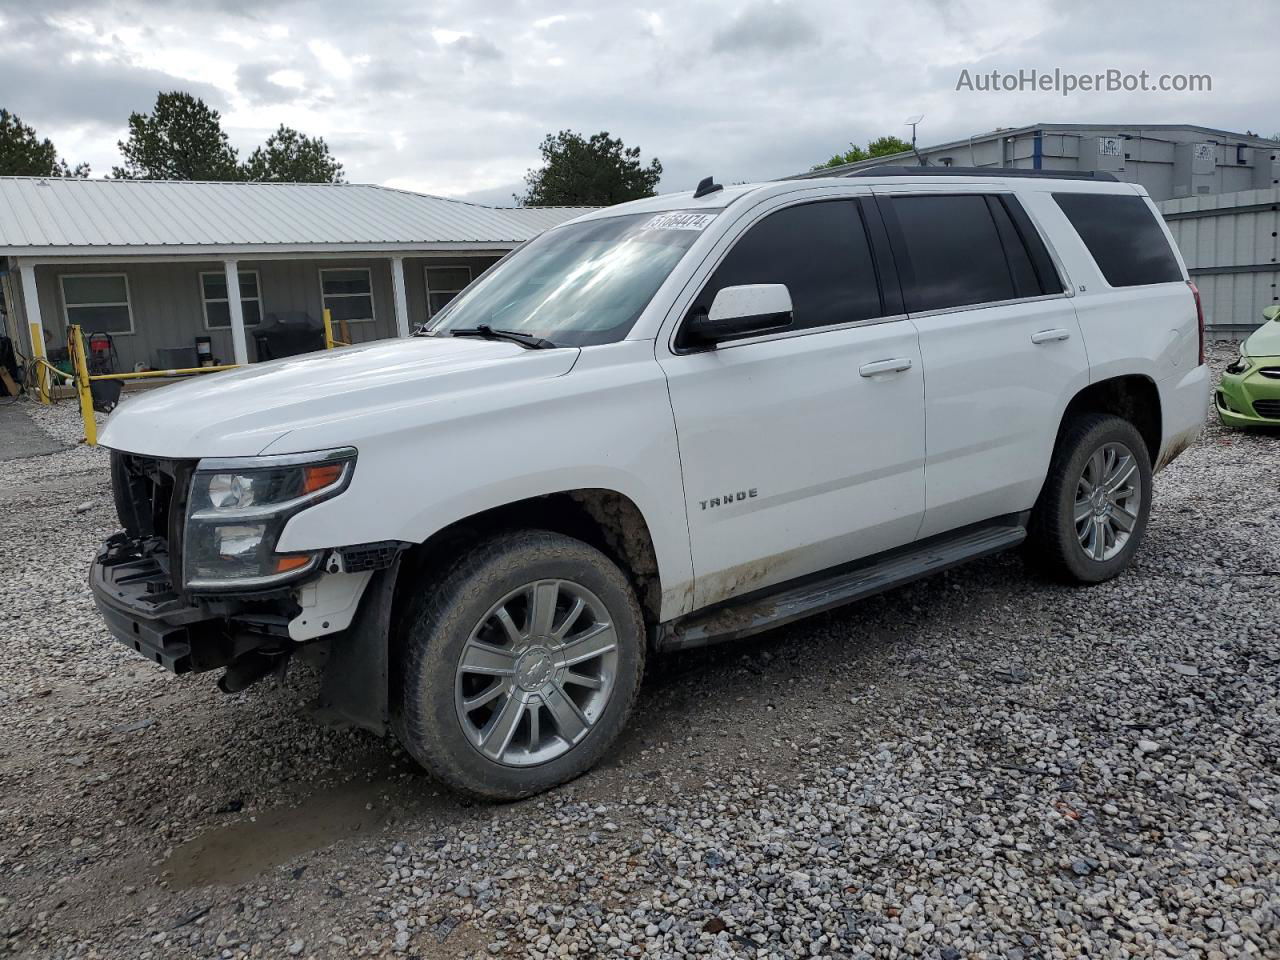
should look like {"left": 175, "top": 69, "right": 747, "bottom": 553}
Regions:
{"left": 1246, "top": 319, "right": 1280, "bottom": 359}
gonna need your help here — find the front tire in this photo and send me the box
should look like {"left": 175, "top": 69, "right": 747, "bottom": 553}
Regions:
{"left": 394, "top": 530, "right": 645, "bottom": 800}
{"left": 1027, "top": 413, "right": 1153, "bottom": 583}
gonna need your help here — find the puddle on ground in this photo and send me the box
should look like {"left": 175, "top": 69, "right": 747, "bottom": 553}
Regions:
{"left": 166, "top": 777, "right": 411, "bottom": 889}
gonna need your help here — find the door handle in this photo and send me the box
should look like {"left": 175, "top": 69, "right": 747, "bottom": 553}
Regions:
{"left": 858, "top": 358, "right": 913, "bottom": 377}
{"left": 1031, "top": 328, "right": 1071, "bottom": 344}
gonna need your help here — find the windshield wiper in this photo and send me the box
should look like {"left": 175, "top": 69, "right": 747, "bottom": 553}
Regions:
{"left": 448, "top": 325, "right": 558, "bottom": 350}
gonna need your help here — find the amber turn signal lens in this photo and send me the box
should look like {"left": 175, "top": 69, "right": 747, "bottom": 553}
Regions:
{"left": 302, "top": 463, "right": 344, "bottom": 494}
{"left": 274, "top": 554, "right": 313, "bottom": 574}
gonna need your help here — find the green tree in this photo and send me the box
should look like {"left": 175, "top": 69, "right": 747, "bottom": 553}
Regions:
{"left": 517, "top": 130, "right": 662, "bottom": 206}
{"left": 112, "top": 91, "right": 240, "bottom": 180}
{"left": 243, "top": 125, "right": 344, "bottom": 183}
{"left": 0, "top": 109, "right": 89, "bottom": 177}
{"left": 812, "top": 134, "right": 914, "bottom": 171}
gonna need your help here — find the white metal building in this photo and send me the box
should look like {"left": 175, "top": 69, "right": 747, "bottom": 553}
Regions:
{"left": 0, "top": 177, "right": 586, "bottom": 373}
{"left": 1157, "top": 187, "right": 1280, "bottom": 333}
{"left": 794, "top": 124, "right": 1280, "bottom": 202}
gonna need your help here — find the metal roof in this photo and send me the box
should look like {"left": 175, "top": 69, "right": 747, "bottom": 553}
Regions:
{"left": 0, "top": 177, "right": 591, "bottom": 257}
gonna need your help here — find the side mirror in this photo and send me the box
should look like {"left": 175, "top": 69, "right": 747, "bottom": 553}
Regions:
{"left": 1264, "top": 305, "right": 1280, "bottom": 323}
{"left": 684, "top": 284, "right": 793, "bottom": 348}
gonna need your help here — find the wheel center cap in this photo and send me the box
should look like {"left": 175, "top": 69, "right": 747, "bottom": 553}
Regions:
{"left": 514, "top": 647, "right": 555, "bottom": 692}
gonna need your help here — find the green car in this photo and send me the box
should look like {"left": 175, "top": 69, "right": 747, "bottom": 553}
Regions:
{"left": 1217, "top": 305, "right": 1280, "bottom": 428}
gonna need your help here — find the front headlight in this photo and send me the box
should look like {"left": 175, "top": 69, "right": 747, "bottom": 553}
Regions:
{"left": 184, "top": 447, "right": 356, "bottom": 591}
{"left": 1224, "top": 348, "right": 1250, "bottom": 376}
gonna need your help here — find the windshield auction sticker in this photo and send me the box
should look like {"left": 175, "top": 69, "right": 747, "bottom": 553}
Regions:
{"left": 641, "top": 212, "right": 716, "bottom": 232}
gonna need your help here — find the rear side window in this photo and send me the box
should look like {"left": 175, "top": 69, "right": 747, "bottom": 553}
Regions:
{"left": 887, "top": 194, "right": 1063, "bottom": 312}
{"left": 890, "top": 195, "right": 1017, "bottom": 312}
{"left": 987, "top": 196, "right": 1063, "bottom": 297}
{"left": 1053, "top": 192, "right": 1182, "bottom": 287}
{"left": 688, "top": 199, "right": 883, "bottom": 335}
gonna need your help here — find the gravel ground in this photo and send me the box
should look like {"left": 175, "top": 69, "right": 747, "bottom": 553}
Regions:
{"left": 1, "top": 344, "right": 1277, "bottom": 960}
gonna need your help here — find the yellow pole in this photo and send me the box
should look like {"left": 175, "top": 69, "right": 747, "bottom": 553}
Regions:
{"left": 323, "top": 307, "right": 335, "bottom": 350}
{"left": 69, "top": 324, "right": 97, "bottom": 446}
{"left": 88, "top": 364, "right": 238, "bottom": 381}
{"left": 29, "top": 322, "right": 49, "bottom": 404}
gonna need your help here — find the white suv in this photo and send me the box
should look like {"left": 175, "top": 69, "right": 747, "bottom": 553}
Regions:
{"left": 92, "top": 169, "right": 1210, "bottom": 799}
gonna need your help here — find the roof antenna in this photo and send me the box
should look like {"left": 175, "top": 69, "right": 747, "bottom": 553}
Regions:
{"left": 905, "top": 115, "right": 928, "bottom": 166}
{"left": 693, "top": 176, "right": 723, "bottom": 199}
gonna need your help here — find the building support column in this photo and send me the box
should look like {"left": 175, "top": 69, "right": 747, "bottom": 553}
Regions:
{"left": 390, "top": 256, "right": 410, "bottom": 337}
{"left": 223, "top": 259, "right": 248, "bottom": 365}
{"left": 18, "top": 262, "right": 48, "bottom": 402}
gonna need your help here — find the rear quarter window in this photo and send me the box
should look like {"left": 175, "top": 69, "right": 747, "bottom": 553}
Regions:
{"left": 1053, "top": 192, "right": 1183, "bottom": 287}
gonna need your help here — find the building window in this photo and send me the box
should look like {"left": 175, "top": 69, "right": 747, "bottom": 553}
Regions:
{"left": 425, "top": 265, "right": 472, "bottom": 317}
{"left": 60, "top": 274, "right": 133, "bottom": 334}
{"left": 201, "top": 270, "right": 263, "bottom": 329}
{"left": 320, "top": 267, "right": 375, "bottom": 323}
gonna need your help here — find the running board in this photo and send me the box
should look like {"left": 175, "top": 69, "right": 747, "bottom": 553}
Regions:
{"left": 660, "top": 521, "right": 1027, "bottom": 651}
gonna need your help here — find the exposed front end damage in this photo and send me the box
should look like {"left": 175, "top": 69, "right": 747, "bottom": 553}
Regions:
{"left": 92, "top": 532, "right": 299, "bottom": 676}
{"left": 91, "top": 451, "right": 404, "bottom": 731}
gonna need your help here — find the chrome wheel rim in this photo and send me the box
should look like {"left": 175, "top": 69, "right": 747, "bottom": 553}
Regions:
{"left": 1074, "top": 441, "right": 1142, "bottom": 562}
{"left": 454, "top": 579, "right": 618, "bottom": 767}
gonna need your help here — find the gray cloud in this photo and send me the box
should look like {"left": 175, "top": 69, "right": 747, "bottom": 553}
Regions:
{"left": 0, "top": 51, "right": 224, "bottom": 129}
{"left": 711, "top": 2, "right": 819, "bottom": 54}
{"left": 0, "top": 11, "right": 225, "bottom": 130}
{"left": 0, "top": 0, "right": 1274, "bottom": 198}
{"left": 447, "top": 35, "right": 504, "bottom": 62}
{"left": 235, "top": 61, "right": 301, "bottom": 106}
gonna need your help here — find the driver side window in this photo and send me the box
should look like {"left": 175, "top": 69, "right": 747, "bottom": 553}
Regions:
{"left": 687, "top": 199, "right": 885, "bottom": 337}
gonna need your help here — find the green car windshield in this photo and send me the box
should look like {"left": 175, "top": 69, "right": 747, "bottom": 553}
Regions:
{"left": 424, "top": 211, "right": 715, "bottom": 347}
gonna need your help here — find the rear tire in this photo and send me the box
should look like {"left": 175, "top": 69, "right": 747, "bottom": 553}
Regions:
{"left": 1027, "top": 413, "right": 1153, "bottom": 583}
{"left": 393, "top": 529, "right": 645, "bottom": 800}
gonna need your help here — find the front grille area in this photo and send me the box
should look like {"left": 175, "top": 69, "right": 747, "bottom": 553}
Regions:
{"left": 111, "top": 452, "right": 170, "bottom": 537}
{"left": 1253, "top": 398, "right": 1280, "bottom": 419}
{"left": 110, "top": 452, "right": 194, "bottom": 541}
{"left": 109, "top": 453, "right": 197, "bottom": 590}
{"left": 1259, "top": 368, "right": 1280, "bottom": 380}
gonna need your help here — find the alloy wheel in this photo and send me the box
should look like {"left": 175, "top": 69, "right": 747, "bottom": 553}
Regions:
{"left": 453, "top": 579, "right": 619, "bottom": 767}
{"left": 1074, "top": 441, "right": 1142, "bottom": 562}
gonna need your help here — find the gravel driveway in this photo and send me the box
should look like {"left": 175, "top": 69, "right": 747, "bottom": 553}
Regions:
{"left": 1, "top": 346, "right": 1277, "bottom": 959}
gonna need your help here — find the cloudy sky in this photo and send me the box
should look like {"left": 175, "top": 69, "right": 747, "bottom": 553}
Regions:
{"left": 1, "top": 0, "right": 1274, "bottom": 204}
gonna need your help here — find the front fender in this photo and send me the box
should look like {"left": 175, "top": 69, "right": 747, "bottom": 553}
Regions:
{"left": 275, "top": 342, "right": 696, "bottom": 620}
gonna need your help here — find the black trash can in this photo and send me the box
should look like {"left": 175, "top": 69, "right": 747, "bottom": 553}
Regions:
{"left": 252, "top": 312, "right": 325, "bottom": 361}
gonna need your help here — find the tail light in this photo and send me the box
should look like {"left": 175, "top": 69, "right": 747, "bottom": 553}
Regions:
{"left": 1188, "top": 281, "right": 1205, "bottom": 366}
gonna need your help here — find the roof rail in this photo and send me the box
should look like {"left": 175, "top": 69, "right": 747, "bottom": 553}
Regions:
{"left": 846, "top": 165, "right": 1119, "bottom": 182}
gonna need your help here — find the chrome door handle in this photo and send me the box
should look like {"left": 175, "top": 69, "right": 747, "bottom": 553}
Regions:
{"left": 1031, "top": 328, "right": 1071, "bottom": 344}
{"left": 858, "top": 358, "right": 913, "bottom": 377}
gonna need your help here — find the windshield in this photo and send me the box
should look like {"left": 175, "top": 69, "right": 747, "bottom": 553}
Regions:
{"left": 425, "top": 211, "right": 715, "bottom": 346}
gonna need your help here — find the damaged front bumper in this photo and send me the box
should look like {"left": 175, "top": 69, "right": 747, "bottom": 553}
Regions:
{"left": 90, "top": 531, "right": 405, "bottom": 734}
{"left": 91, "top": 532, "right": 299, "bottom": 674}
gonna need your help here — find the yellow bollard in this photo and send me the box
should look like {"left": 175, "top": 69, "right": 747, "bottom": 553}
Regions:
{"left": 323, "top": 307, "right": 336, "bottom": 350}
{"left": 29, "top": 322, "right": 49, "bottom": 404}
{"left": 69, "top": 325, "right": 97, "bottom": 446}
